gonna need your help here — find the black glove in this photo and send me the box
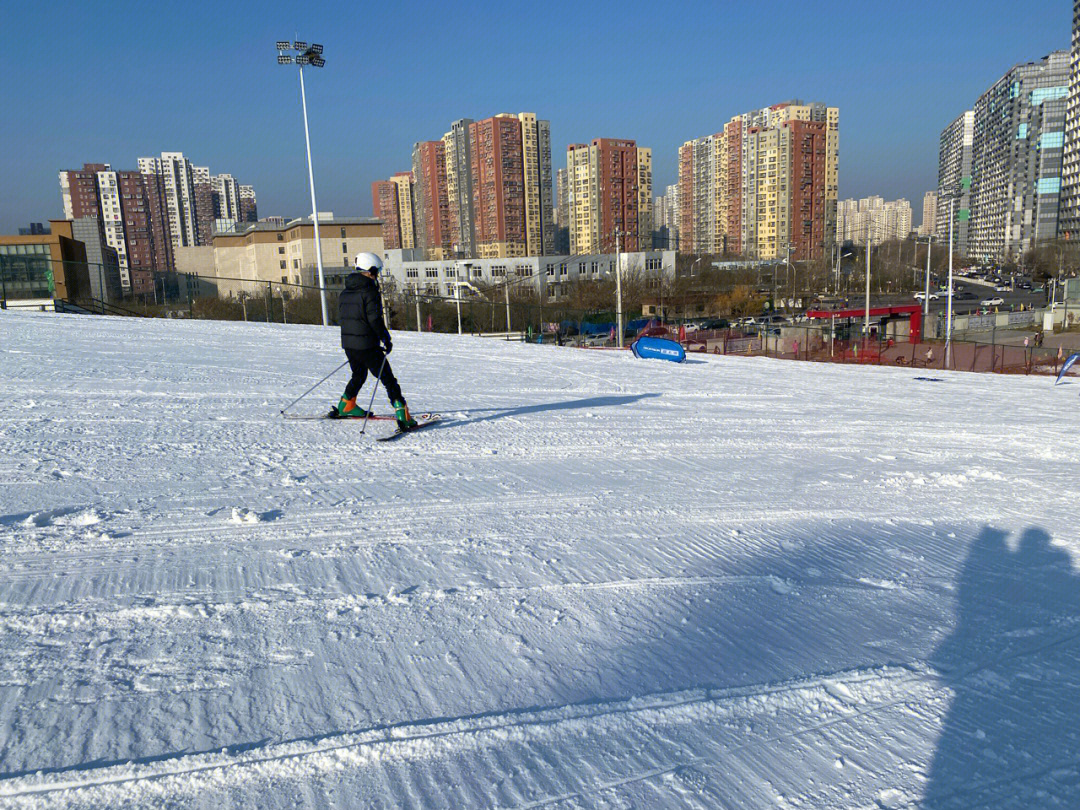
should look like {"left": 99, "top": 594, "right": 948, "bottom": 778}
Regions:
{"left": 383, "top": 340, "right": 392, "bottom": 355}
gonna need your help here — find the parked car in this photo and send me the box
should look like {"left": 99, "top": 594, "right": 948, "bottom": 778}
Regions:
{"left": 1018, "top": 282, "right": 1033, "bottom": 290}
{"left": 914, "top": 291, "right": 940, "bottom": 301}
{"left": 981, "top": 296, "right": 1005, "bottom": 307}
{"left": 954, "top": 292, "right": 978, "bottom": 301}
{"left": 584, "top": 334, "right": 609, "bottom": 347}
{"left": 639, "top": 325, "right": 669, "bottom": 337}
{"left": 700, "top": 318, "right": 730, "bottom": 330}
{"left": 681, "top": 322, "right": 700, "bottom": 334}
{"left": 995, "top": 285, "right": 1012, "bottom": 292}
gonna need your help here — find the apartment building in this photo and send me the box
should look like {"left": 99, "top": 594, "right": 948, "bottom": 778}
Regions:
{"left": 837, "top": 197, "right": 913, "bottom": 245}
{"left": 565, "top": 139, "right": 651, "bottom": 255}
{"left": 943, "top": 52, "right": 1068, "bottom": 261}
{"left": 372, "top": 180, "right": 404, "bottom": 249}
{"left": 390, "top": 112, "right": 554, "bottom": 259}
{"left": 1060, "top": 0, "right": 1080, "bottom": 238}
{"left": 60, "top": 153, "right": 257, "bottom": 294}
{"left": 412, "top": 140, "right": 453, "bottom": 260}
{"left": 678, "top": 100, "right": 838, "bottom": 260}
{"left": 936, "top": 111, "right": 974, "bottom": 254}
{"left": 469, "top": 115, "right": 527, "bottom": 258}
{"left": 920, "top": 191, "right": 938, "bottom": 237}
{"left": 444, "top": 119, "right": 476, "bottom": 258}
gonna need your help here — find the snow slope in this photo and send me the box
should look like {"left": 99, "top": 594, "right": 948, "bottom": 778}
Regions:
{"left": 1, "top": 311, "right": 1078, "bottom": 809}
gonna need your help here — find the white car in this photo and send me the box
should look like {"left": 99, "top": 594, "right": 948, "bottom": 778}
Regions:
{"left": 981, "top": 297, "right": 1005, "bottom": 307}
{"left": 913, "top": 291, "right": 940, "bottom": 301}
{"left": 995, "top": 285, "right": 1012, "bottom": 292}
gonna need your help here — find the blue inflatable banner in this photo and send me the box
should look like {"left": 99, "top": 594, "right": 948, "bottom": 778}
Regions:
{"left": 631, "top": 336, "right": 686, "bottom": 363}
{"left": 1056, "top": 352, "right": 1080, "bottom": 385}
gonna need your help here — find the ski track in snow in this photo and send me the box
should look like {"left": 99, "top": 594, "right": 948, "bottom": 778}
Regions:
{"left": 1, "top": 311, "right": 1079, "bottom": 809}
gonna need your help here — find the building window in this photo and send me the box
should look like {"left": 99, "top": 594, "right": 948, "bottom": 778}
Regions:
{"left": 406, "top": 269, "right": 419, "bottom": 278}
{"left": 340, "top": 228, "right": 347, "bottom": 238}
{"left": 278, "top": 246, "right": 285, "bottom": 254}
{"left": 293, "top": 259, "right": 300, "bottom": 269}
{"left": 277, "top": 233, "right": 284, "bottom": 241}
{"left": 280, "top": 260, "right": 286, "bottom": 269}
{"left": 342, "top": 242, "right": 348, "bottom": 253}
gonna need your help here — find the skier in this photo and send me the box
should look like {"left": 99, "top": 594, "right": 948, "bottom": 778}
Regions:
{"left": 333, "top": 252, "right": 417, "bottom": 430}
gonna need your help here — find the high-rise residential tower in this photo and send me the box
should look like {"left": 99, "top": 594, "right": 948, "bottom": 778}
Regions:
{"left": 1060, "top": 1, "right": 1080, "bottom": 238}
{"left": 920, "top": 191, "right": 938, "bottom": 237}
{"left": 837, "top": 197, "right": 913, "bottom": 245}
{"left": 936, "top": 111, "right": 974, "bottom": 254}
{"left": 394, "top": 112, "right": 553, "bottom": 258}
{"left": 469, "top": 115, "right": 527, "bottom": 258}
{"left": 411, "top": 140, "right": 453, "bottom": 260}
{"left": 59, "top": 163, "right": 165, "bottom": 295}
{"left": 565, "top": 139, "right": 651, "bottom": 255}
{"left": 444, "top": 119, "right": 475, "bottom": 258}
{"left": 677, "top": 100, "right": 837, "bottom": 259}
{"left": 947, "top": 51, "right": 1069, "bottom": 261}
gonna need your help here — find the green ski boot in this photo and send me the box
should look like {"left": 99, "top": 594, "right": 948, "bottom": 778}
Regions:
{"left": 393, "top": 400, "right": 417, "bottom": 430}
{"left": 335, "top": 396, "right": 370, "bottom": 418}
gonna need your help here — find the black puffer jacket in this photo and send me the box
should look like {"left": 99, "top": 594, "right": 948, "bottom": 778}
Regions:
{"left": 339, "top": 272, "right": 391, "bottom": 351}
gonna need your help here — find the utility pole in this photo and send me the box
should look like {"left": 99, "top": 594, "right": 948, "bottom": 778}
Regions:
{"left": 923, "top": 236, "right": 933, "bottom": 325}
{"left": 615, "top": 230, "right": 624, "bottom": 348}
{"left": 946, "top": 197, "right": 955, "bottom": 366}
{"left": 414, "top": 285, "right": 421, "bottom": 332}
{"left": 504, "top": 278, "right": 511, "bottom": 340}
{"left": 864, "top": 219, "right": 872, "bottom": 336}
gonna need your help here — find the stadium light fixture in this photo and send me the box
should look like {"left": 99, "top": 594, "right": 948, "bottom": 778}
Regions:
{"left": 276, "top": 38, "right": 330, "bottom": 326}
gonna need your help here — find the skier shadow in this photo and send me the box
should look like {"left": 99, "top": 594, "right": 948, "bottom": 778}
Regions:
{"left": 435, "top": 392, "right": 661, "bottom": 427}
{"left": 921, "top": 526, "right": 1080, "bottom": 808}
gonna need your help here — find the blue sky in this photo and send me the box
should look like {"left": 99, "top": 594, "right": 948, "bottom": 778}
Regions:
{"left": 0, "top": 0, "right": 1069, "bottom": 232}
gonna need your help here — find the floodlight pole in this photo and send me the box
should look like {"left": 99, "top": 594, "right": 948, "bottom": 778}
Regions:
{"left": 615, "top": 230, "right": 624, "bottom": 348}
{"left": 298, "top": 65, "right": 328, "bottom": 327}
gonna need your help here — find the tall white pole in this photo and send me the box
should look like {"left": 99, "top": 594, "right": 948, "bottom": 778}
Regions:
{"left": 616, "top": 231, "right": 624, "bottom": 348}
{"left": 414, "top": 284, "right": 421, "bottom": 332}
{"left": 945, "top": 197, "right": 955, "bottom": 366}
{"left": 923, "top": 236, "right": 932, "bottom": 323}
{"left": 864, "top": 219, "right": 872, "bottom": 336}
{"left": 455, "top": 280, "right": 462, "bottom": 335}
{"left": 504, "top": 280, "right": 511, "bottom": 339}
{"left": 299, "top": 65, "right": 328, "bottom": 327}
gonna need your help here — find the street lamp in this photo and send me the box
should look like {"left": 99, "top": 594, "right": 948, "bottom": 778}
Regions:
{"left": 277, "top": 39, "right": 329, "bottom": 327}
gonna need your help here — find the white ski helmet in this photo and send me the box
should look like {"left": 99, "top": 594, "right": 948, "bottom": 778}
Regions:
{"left": 354, "top": 251, "right": 384, "bottom": 273}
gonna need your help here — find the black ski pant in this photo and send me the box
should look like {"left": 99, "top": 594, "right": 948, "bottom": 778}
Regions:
{"left": 343, "top": 348, "right": 404, "bottom": 405}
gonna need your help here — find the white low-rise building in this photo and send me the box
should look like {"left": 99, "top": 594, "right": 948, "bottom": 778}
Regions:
{"left": 381, "top": 249, "right": 677, "bottom": 301}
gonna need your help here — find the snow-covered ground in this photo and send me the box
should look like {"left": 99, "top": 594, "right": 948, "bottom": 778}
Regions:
{"left": 1, "top": 311, "right": 1078, "bottom": 809}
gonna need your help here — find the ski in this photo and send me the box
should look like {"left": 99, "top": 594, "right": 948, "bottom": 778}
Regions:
{"left": 284, "top": 411, "right": 438, "bottom": 422}
{"left": 377, "top": 417, "right": 441, "bottom": 442}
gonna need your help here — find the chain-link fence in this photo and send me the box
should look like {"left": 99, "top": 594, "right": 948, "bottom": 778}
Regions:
{"left": 7, "top": 256, "right": 1078, "bottom": 379}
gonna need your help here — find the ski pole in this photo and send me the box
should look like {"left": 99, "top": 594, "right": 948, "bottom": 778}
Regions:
{"left": 280, "top": 360, "right": 349, "bottom": 414}
{"left": 359, "top": 354, "right": 388, "bottom": 435}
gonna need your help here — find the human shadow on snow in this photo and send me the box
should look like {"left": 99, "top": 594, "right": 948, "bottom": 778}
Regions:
{"left": 921, "top": 527, "right": 1080, "bottom": 808}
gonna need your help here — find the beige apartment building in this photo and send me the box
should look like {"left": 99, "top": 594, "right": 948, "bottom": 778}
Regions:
{"left": 566, "top": 139, "right": 652, "bottom": 255}
{"left": 175, "top": 217, "right": 383, "bottom": 298}
{"left": 389, "top": 174, "right": 416, "bottom": 250}
{"left": 678, "top": 100, "right": 838, "bottom": 260}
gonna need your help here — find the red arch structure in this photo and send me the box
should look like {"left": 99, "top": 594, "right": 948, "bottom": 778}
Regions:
{"left": 804, "top": 304, "right": 923, "bottom": 343}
